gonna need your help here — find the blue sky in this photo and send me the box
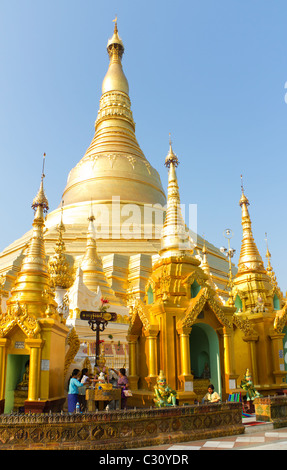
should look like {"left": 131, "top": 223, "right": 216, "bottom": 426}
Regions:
{"left": 0, "top": 0, "right": 286, "bottom": 291}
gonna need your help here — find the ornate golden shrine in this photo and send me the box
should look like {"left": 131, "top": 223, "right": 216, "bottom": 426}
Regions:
{"left": 127, "top": 143, "right": 240, "bottom": 405}
{"left": 0, "top": 170, "right": 69, "bottom": 414}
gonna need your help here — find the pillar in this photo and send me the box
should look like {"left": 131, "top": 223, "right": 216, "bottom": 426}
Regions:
{"left": 269, "top": 332, "right": 286, "bottom": 385}
{"left": 178, "top": 327, "right": 194, "bottom": 391}
{"left": 243, "top": 335, "right": 259, "bottom": 385}
{"left": 0, "top": 338, "right": 10, "bottom": 413}
{"left": 223, "top": 326, "right": 238, "bottom": 392}
{"left": 25, "top": 338, "right": 44, "bottom": 402}
{"left": 127, "top": 334, "right": 139, "bottom": 390}
{"left": 144, "top": 326, "right": 158, "bottom": 388}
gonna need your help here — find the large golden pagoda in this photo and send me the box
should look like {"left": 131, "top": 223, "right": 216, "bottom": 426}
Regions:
{"left": 0, "top": 20, "right": 231, "bottom": 307}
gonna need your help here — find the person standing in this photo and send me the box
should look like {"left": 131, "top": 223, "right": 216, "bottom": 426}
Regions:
{"left": 111, "top": 368, "right": 129, "bottom": 409}
{"left": 78, "top": 368, "right": 90, "bottom": 411}
{"left": 67, "top": 369, "right": 84, "bottom": 412}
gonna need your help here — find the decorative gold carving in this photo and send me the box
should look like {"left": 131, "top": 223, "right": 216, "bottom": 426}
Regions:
{"left": 0, "top": 301, "right": 40, "bottom": 338}
{"left": 232, "top": 313, "right": 257, "bottom": 337}
{"left": 178, "top": 287, "right": 232, "bottom": 329}
{"left": 64, "top": 327, "right": 81, "bottom": 377}
{"left": 155, "top": 264, "right": 171, "bottom": 301}
{"left": 274, "top": 303, "right": 287, "bottom": 333}
{"left": 48, "top": 208, "right": 74, "bottom": 289}
{"left": 128, "top": 298, "right": 150, "bottom": 334}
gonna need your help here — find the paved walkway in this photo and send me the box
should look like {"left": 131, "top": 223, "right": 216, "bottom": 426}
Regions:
{"left": 130, "top": 416, "right": 287, "bottom": 451}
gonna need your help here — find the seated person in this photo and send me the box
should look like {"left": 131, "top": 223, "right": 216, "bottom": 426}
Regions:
{"left": 202, "top": 384, "right": 221, "bottom": 403}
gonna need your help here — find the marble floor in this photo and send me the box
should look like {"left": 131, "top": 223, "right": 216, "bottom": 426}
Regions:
{"left": 130, "top": 416, "right": 287, "bottom": 451}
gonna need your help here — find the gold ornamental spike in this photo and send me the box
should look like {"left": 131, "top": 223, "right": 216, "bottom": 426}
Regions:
{"left": 237, "top": 179, "right": 265, "bottom": 275}
{"left": 7, "top": 167, "right": 58, "bottom": 319}
{"left": 81, "top": 211, "right": 119, "bottom": 303}
{"left": 160, "top": 139, "right": 192, "bottom": 258}
{"left": 104, "top": 17, "right": 127, "bottom": 93}
{"left": 32, "top": 153, "right": 49, "bottom": 215}
{"left": 48, "top": 202, "right": 74, "bottom": 289}
{"left": 264, "top": 232, "right": 278, "bottom": 288}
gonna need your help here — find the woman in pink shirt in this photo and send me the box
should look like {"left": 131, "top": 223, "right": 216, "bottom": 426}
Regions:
{"left": 112, "top": 368, "right": 129, "bottom": 409}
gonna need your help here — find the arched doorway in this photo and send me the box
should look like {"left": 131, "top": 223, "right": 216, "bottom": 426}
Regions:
{"left": 190, "top": 323, "right": 221, "bottom": 397}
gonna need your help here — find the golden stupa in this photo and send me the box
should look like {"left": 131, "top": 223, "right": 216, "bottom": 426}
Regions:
{"left": 0, "top": 20, "right": 287, "bottom": 414}
{"left": 0, "top": 20, "right": 231, "bottom": 310}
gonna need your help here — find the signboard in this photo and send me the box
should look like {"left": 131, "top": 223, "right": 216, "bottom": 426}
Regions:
{"left": 80, "top": 311, "right": 117, "bottom": 322}
{"left": 80, "top": 310, "right": 118, "bottom": 365}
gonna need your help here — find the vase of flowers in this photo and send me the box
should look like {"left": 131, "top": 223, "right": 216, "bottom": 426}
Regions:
{"left": 99, "top": 297, "right": 109, "bottom": 313}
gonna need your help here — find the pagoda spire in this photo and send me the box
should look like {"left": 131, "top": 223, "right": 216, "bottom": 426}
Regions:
{"left": 159, "top": 137, "right": 192, "bottom": 259}
{"left": 81, "top": 203, "right": 120, "bottom": 303}
{"left": 48, "top": 201, "right": 74, "bottom": 289}
{"left": 264, "top": 232, "right": 279, "bottom": 289}
{"left": 102, "top": 16, "right": 129, "bottom": 95}
{"left": 237, "top": 176, "right": 265, "bottom": 275}
{"left": 61, "top": 19, "right": 165, "bottom": 209}
{"left": 201, "top": 236, "right": 211, "bottom": 275}
{"left": 7, "top": 154, "right": 57, "bottom": 318}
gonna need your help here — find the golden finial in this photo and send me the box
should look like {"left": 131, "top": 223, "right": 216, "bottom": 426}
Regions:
{"left": 265, "top": 232, "right": 271, "bottom": 261}
{"left": 202, "top": 233, "right": 207, "bottom": 254}
{"left": 201, "top": 234, "right": 209, "bottom": 270}
{"left": 264, "top": 232, "right": 279, "bottom": 289}
{"left": 239, "top": 174, "right": 249, "bottom": 207}
{"left": 88, "top": 199, "right": 95, "bottom": 222}
{"left": 165, "top": 133, "right": 179, "bottom": 168}
{"left": 42, "top": 152, "right": 46, "bottom": 180}
{"left": 56, "top": 200, "right": 65, "bottom": 234}
{"left": 113, "top": 15, "right": 118, "bottom": 32}
{"left": 107, "top": 15, "right": 124, "bottom": 54}
{"left": 31, "top": 153, "right": 49, "bottom": 214}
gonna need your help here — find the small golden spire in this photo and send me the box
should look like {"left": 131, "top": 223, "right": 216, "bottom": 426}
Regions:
{"left": 201, "top": 235, "right": 209, "bottom": 270}
{"left": 165, "top": 134, "right": 179, "bottom": 168}
{"left": 160, "top": 138, "right": 192, "bottom": 258}
{"left": 7, "top": 162, "right": 58, "bottom": 319}
{"left": 31, "top": 153, "right": 49, "bottom": 215}
{"left": 48, "top": 201, "right": 74, "bottom": 289}
{"left": 107, "top": 16, "right": 124, "bottom": 57}
{"left": 113, "top": 15, "right": 118, "bottom": 31}
{"left": 264, "top": 232, "right": 278, "bottom": 288}
{"left": 239, "top": 174, "right": 249, "bottom": 207}
{"left": 57, "top": 200, "right": 65, "bottom": 233}
{"left": 237, "top": 178, "right": 265, "bottom": 275}
{"left": 81, "top": 208, "right": 118, "bottom": 302}
{"left": 88, "top": 199, "right": 95, "bottom": 222}
{"left": 102, "top": 17, "right": 128, "bottom": 95}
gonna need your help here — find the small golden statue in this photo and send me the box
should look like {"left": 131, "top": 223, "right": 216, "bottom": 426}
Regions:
{"left": 16, "top": 360, "right": 29, "bottom": 391}
{"left": 94, "top": 353, "right": 110, "bottom": 382}
{"left": 153, "top": 370, "right": 177, "bottom": 407}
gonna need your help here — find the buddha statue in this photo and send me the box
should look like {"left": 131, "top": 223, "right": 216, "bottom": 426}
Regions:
{"left": 16, "top": 360, "right": 29, "bottom": 391}
{"left": 153, "top": 370, "right": 177, "bottom": 407}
